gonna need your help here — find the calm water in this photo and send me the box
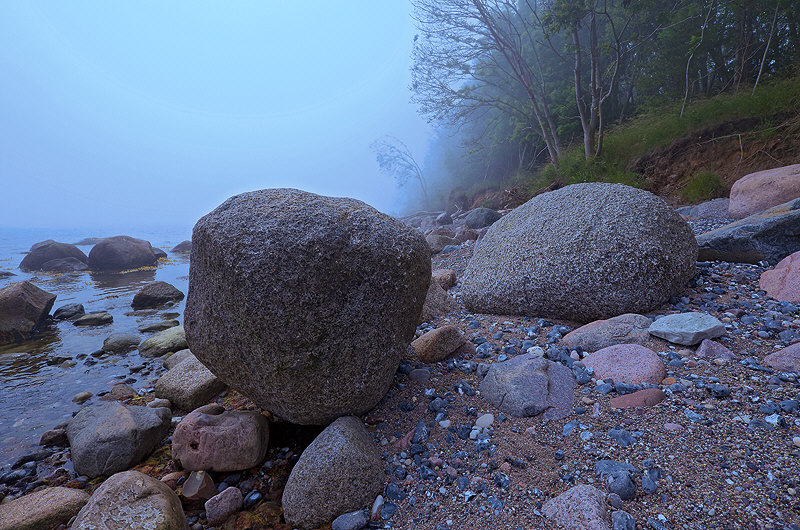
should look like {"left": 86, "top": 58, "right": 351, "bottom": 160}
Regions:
{"left": 0, "top": 226, "right": 192, "bottom": 469}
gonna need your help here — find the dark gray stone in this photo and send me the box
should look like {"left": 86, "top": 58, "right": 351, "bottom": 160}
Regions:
{"left": 0, "top": 281, "right": 56, "bottom": 344}
{"left": 612, "top": 510, "right": 636, "bottom": 530}
{"left": 185, "top": 189, "right": 430, "bottom": 425}
{"left": 88, "top": 236, "right": 157, "bottom": 271}
{"left": 465, "top": 207, "right": 502, "bottom": 229}
{"left": 282, "top": 416, "right": 384, "bottom": 529}
{"left": 39, "top": 257, "right": 89, "bottom": 272}
{"left": 171, "top": 240, "right": 192, "bottom": 253}
{"left": 331, "top": 510, "right": 369, "bottom": 530}
{"left": 461, "top": 183, "right": 697, "bottom": 323}
{"left": 66, "top": 402, "right": 171, "bottom": 478}
{"left": 53, "top": 303, "right": 85, "bottom": 320}
{"left": 19, "top": 241, "right": 88, "bottom": 271}
{"left": 131, "top": 281, "right": 185, "bottom": 309}
{"left": 696, "top": 197, "right": 800, "bottom": 265}
{"left": 479, "top": 353, "right": 575, "bottom": 420}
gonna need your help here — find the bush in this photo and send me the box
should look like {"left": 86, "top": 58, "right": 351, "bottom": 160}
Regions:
{"left": 681, "top": 171, "right": 723, "bottom": 203}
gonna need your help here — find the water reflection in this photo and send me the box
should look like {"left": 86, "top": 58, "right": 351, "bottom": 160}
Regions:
{"left": 89, "top": 268, "right": 157, "bottom": 292}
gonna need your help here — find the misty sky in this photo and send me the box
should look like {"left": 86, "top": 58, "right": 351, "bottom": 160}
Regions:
{"left": 0, "top": 2, "right": 432, "bottom": 230}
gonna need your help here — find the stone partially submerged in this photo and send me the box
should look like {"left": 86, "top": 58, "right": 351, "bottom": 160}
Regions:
{"left": 185, "top": 189, "right": 430, "bottom": 425}
{"left": 88, "top": 235, "right": 158, "bottom": 271}
{"left": 0, "top": 281, "right": 56, "bottom": 344}
{"left": 461, "top": 183, "right": 697, "bottom": 323}
{"left": 479, "top": 354, "right": 575, "bottom": 420}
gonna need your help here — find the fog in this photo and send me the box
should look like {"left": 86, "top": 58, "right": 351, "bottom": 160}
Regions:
{"left": 0, "top": 2, "right": 432, "bottom": 231}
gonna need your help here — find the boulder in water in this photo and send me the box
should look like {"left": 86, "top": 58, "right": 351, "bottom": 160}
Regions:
{"left": 87, "top": 236, "right": 157, "bottom": 271}
{"left": 131, "top": 281, "right": 185, "bottom": 309}
{"left": 19, "top": 241, "right": 88, "bottom": 271}
{"left": 0, "top": 281, "right": 56, "bottom": 344}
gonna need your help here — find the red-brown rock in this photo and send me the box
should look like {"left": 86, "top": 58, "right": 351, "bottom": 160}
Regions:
{"left": 411, "top": 325, "right": 466, "bottom": 363}
{"left": 542, "top": 484, "right": 609, "bottom": 530}
{"left": 763, "top": 343, "right": 800, "bottom": 372}
{"left": 610, "top": 388, "right": 667, "bottom": 409}
{"left": 583, "top": 344, "right": 666, "bottom": 385}
{"left": 729, "top": 163, "right": 800, "bottom": 218}
{"left": 205, "top": 486, "right": 243, "bottom": 526}
{"left": 696, "top": 339, "right": 736, "bottom": 359}
{"left": 0, "top": 281, "right": 56, "bottom": 344}
{"left": 432, "top": 269, "right": 457, "bottom": 290}
{"left": 759, "top": 251, "right": 800, "bottom": 302}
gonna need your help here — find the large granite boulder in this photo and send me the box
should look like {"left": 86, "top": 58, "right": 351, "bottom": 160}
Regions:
{"left": 0, "top": 486, "right": 89, "bottom": 530}
{"left": 185, "top": 189, "right": 430, "bottom": 425}
{"left": 759, "top": 251, "right": 800, "bottom": 302}
{"left": 172, "top": 406, "right": 269, "bottom": 472}
{"left": 72, "top": 471, "right": 186, "bottom": 529}
{"left": 155, "top": 356, "right": 227, "bottom": 411}
{"left": 66, "top": 402, "right": 171, "bottom": 478}
{"left": 479, "top": 354, "right": 575, "bottom": 420}
{"left": 131, "top": 281, "right": 185, "bottom": 309}
{"left": 697, "top": 197, "right": 800, "bottom": 265}
{"left": 729, "top": 164, "right": 800, "bottom": 219}
{"left": 88, "top": 236, "right": 157, "bottom": 271}
{"left": 461, "top": 183, "right": 697, "bottom": 323}
{"left": 282, "top": 416, "right": 384, "bottom": 529}
{"left": 0, "top": 281, "right": 56, "bottom": 344}
{"left": 19, "top": 241, "right": 88, "bottom": 271}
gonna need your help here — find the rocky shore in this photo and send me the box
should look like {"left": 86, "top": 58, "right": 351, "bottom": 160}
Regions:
{"left": 1, "top": 167, "right": 799, "bottom": 529}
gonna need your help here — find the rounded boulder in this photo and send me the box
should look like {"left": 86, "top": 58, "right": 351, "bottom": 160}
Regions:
{"left": 184, "top": 189, "right": 430, "bottom": 424}
{"left": 461, "top": 183, "right": 697, "bottom": 323}
{"left": 88, "top": 236, "right": 157, "bottom": 271}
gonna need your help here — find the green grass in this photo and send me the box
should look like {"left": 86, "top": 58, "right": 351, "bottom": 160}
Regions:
{"left": 681, "top": 170, "right": 723, "bottom": 202}
{"left": 527, "top": 76, "right": 800, "bottom": 193}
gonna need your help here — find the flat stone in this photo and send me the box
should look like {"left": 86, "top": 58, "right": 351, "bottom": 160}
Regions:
{"left": 205, "top": 486, "right": 243, "bottom": 526}
{"left": 172, "top": 408, "right": 269, "bottom": 472}
{"left": 763, "top": 343, "right": 800, "bottom": 372}
{"left": 138, "top": 325, "right": 187, "bottom": 357}
{"left": 162, "top": 348, "right": 194, "bottom": 370}
{"left": 479, "top": 354, "right": 575, "bottom": 420}
{"left": 583, "top": 344, "right": 666, "bottom": 385}
{"left": 102, "top": 332, "right": 141, "bottom": 354}
{"left": 0, "top": 486, "right": 89, "bottom": 530}
{"left": 66, "top": 402, "right": 171, "bottom": 478}
{"left": 475, "top": 413, "right": 494, "bottom": 428}
{"left": 73, "top": 312, "right": 113, "bottom": 327}
{"left": 282, "top": 416, "right": 384, "bottom": 528}
{"left": 411, "top": 325, "right": 466, "bottom": 364}
{"left": 72, "top": 470, "right": 186, "bottom": 529}
{"left": 155, "top": 355, "right": 227, "bottom": 411}
{"left": 648, "top": 313, "right": 726, "bottom": 345}
{"left": 563, "top": 314, "right": 652, "bottom": 352}
{"left": 542, "top": 484, "right": 610, "bottom": 530}
{"left": 609, "top": 388, "right": 666, "bottom": 408}
{"left": 760, "top": 251, "right": 800, "bottom": 302}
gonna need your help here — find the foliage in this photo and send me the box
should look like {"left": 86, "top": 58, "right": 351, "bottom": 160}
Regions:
{"left": 371, "top": 136, "right": 430, "bottom": 207}
{"left": 681, "top": 170, "right": 723, "bottom": 202}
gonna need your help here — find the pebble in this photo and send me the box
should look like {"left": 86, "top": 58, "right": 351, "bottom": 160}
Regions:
{"left": 475, "top": 413, "right": 494, "bottom": 428}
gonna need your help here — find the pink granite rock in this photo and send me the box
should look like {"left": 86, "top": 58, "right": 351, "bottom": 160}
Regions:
{"left": 542, "top": 484, "right": 609, "bottom": 530}
{"left": 729, "top": 163, "right": 800, "bottom": 218}
{"left": 205, "top": 486, "right": 243, "bottom": 526}
{"left": 172, "top": 408, "right": 269, "bottom": 472}
{"left": 609, "top": 388, "right": 667, "bottom": 409}
{"left": 696, "top": 339, "right": 736, "bottom": 360}
{"left": 583, "top": 344, "right": 666, "bottom": 385}
{"left": 759, "top": 251, "right": 800, "bottom": 302}
{"left": 411, "top": 325, "right": 466, "bottom": 363}
{"left": 563, "top": 313, "right": 652, "bottom": 352}
{"left": 763, "top": 343, "right": 800, "bottom": 372}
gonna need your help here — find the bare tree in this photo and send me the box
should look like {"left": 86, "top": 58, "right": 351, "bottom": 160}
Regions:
{"left": 411, "top": 0, "right": 563, "bottom": 169}
{"left": 371, "top": 136, "right": 430, "bottom": 207}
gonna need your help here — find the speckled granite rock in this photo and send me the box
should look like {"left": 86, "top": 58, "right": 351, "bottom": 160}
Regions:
{"left": 461, "top": 183, "right": 697, "bottom": 323}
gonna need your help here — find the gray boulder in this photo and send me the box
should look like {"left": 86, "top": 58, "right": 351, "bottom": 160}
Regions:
{"left": 66, "top": 402, "right": 171, "bottom": 478}
{"left": 426, "top": 234, "right": 458, "bottom": 254}
{"left": 131, "top": 281, "right": 185, "bottom": 309}
{"left": 185, "top": 189, "right": 430, "bottom": 425}
{"left": 479, "top": 354, "right": 575, "bottom": 420}
{"left": 282, "top": 416, "right": 384, "bottom": 528}
{"left": 138, "top": 325, "right": 187, "bottom": 357}
{"left": 163, "top": 348, "right": 194, "bottom": 369}
{"left": 72, "top": 471, "right": 186, "bottom": 529}
{"left": 648, "top": 312, "right": 726, "bottom": 345}
{"left": 697, "top": 197, "right": 800, "bottom": 265}
{"left": 40, "top": 257, "right": 89, "bottom": 272}
{"left": 0, "top": 281, "right": 56, "bottom": 344}
{"left": 102, "top": 332, "right": 141, "bottom": 353}
{"left": 155, "top": 355, "right": 227, "bottom": 411}
{"left": 88, "top": 236, "right": 157, "bottom": 271}
{"left": 53, "top": 303, "right": 85, "bottom": 320}
{"left": 465, "top": 207, "right": 502, "bottom": 229}
{"left": 461, "top": 183, "right": 697, "bottom": 323}
{"left": 677, "top": 198, "right": 731, "bottom": 220}
{"left": 0, "top": 486, "right": 89, "bottom": 530}
{"left": 19, "top": 241, "right": 88, "bottom": 271}
{"left": 420, "top": 279, "right": 460, "bottom": 323}
{"left": 171, "top": 240, "right": 192, "bottom": 253}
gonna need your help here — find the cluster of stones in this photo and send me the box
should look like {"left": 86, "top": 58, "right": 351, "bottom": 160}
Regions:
{"left": 2, "top": 163, "right": 800, "bottom": 529}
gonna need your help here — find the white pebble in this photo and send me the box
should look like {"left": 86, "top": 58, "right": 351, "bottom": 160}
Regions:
{"left": 475, "top": 413, "right": 494, "bottom": 428}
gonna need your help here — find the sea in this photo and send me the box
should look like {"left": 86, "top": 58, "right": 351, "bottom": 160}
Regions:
{"left": 0, "top": 225, "right": 193, "bottom": 469}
